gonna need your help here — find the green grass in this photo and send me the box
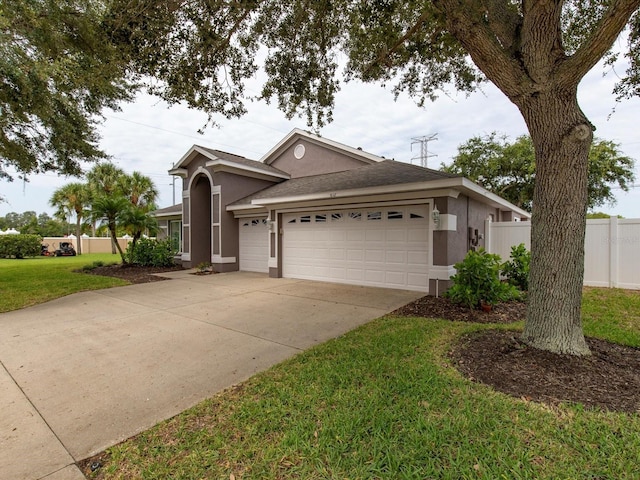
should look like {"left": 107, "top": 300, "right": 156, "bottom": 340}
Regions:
{"left": 0, "top": 254, "right": 128, "bottom": 312}
{"left": 92, "top": 289, "right": 640, "bottom": 480}
{"left": 582, "top": 287, "right": 640, "bottom": 346}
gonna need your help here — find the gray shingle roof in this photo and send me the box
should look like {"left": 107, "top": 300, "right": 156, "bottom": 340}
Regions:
{"left": 230, "top": 160, "right": 459, "bottom": 206}
{"left": 151, "top": 204, "right": 182, "bottom": 216}
{"left": 199, "top": 146, "right": 288, "bottom": 177}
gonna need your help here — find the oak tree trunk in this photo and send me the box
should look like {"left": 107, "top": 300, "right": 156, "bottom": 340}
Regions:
{"left": 515, "top": 89, "right": 592, "bottom": 355}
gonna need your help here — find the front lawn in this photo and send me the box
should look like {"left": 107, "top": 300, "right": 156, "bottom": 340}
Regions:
{"left": 0, "top": 254, "right": 128, "bottom": 313}
{"left": 84, "top": 288, "right": 640, "bottom": 479}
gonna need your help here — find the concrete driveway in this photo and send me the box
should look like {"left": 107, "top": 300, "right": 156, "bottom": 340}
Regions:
{"left": 0, "top": 271, "right": 422, "bottom": 479}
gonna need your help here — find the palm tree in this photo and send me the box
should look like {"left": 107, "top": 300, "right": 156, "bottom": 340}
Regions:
{"left": 91, "top": 195, "right": 130, "bottom": 263}
{"left": 119, "top": 171, "right": 159, "bottom": 211}
{"left": 50, "top": 183, "right": 91, "bottom": 255}
{"left": 120, "top": 205, "right": 158, "bottom": 262}
{"left": 118, "top": 172, "right": 159, "bottom": 262}
{"left": 87, "top": 166, "right": 159, "bottom": 260}
{"left": 87, "top": 162, "right": 126, "bottom": 253}
{"left": 86, "top": 162, "right": 125, "bottom": 196}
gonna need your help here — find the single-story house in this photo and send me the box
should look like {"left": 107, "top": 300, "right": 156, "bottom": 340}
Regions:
{"left": 155, "top": 128, "right": 529, "bottom": 293}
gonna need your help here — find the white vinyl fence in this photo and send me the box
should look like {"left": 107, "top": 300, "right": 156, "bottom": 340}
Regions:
{"left": 486, "top": 217, "right": 640, "bottom": 290}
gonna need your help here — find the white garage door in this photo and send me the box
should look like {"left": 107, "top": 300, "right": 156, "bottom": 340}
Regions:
{"left": 283, "top": 206, "right": 430, "bottom": 291}
{"left": 239, "top": 217, "right": 269, "bottom": 273}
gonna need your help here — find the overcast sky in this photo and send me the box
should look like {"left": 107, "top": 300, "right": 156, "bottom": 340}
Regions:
{"left": 1, "top": 54, "right": 639, "bottom": 219}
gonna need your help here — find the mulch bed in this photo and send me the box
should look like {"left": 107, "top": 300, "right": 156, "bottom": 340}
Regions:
{"left": 394, "top": 294, "right": 640, "bottom": 413}
{"left": 451, "top": 330, "right": 640, "bottom": 413}
{"left": 85, "top": 264, "right": 185, "bottom": 284}
{"left": 392, "top": 294, "right": 526, "bottom": 323}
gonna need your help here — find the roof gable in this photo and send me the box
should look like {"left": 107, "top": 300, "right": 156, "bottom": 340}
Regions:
{"left": 169, "top": 145, "right": 289, "bottom": 180}
{"left": 260, "top": 128, "right": 386, "bottom": 178}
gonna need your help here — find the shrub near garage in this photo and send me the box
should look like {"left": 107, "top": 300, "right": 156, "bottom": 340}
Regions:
{"left": 501, "top": 243, "right": 531, "bottom": 291}
{"left": 446, "top": 248, "right": 520, "bottom": 309}
{"left": 0, "top": 234, "right": 42, "bottom": 258}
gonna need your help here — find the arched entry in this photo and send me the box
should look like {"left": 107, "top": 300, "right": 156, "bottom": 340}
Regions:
{"left": 189, "top": 174, "right": 212, "bottom": 265}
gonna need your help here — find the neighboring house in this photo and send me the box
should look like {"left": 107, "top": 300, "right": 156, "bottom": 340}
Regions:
{"left": 159, "top": 128, "right": 529, "bottom": 293}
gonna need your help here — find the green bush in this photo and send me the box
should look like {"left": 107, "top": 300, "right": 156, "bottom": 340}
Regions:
{"left": 501, "top": 243, "right": 531, "bottom": 291}
{"left": 126, "top": 238, "right": 177, "bottom": 267}
{"left": 0, "top": 234, "right": 42, "bottom": 258}
{"left": 446, "top": 248, "right": 520, "bottom": 309}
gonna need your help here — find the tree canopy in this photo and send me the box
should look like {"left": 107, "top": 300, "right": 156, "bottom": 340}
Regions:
{"left": 0, "top": 0, "right": 133, "bottom": 181}
{"left": 0, "top": 211, "right": 73, "bottom": 237}
{"left": 101, "top": 1, "right": 640, "bottom": 128}
{"left": 444, "top": 134, "right": 636, "bottom": 212}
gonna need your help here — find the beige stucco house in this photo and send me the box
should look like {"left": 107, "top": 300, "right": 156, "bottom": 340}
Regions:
{"left": 155, "top": 128, "right": 529, "bottom": 293}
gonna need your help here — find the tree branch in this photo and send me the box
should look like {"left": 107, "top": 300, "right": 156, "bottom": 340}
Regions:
{"left": 520, "top": 0, "right": 565, "bottom": 84}
{"left": 558, "top": 0, "right": 640, "bottom": 87}
{"left": 480, "top": 0, "right": 521, "bottom": 52}
{"left": 432, "top": 0, "right": 527, "bottom": 97}
{"left": 363, "top": 11, "right": 431, "bottom": 75}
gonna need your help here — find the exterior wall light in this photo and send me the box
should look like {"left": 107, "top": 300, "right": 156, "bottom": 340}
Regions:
{"left": 432, "top": 206, "right": 441, "bottom": 229}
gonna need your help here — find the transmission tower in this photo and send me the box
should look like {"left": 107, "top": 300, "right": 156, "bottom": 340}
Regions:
{"left": 411, "top": 134, "right": 438, "bottom": 168}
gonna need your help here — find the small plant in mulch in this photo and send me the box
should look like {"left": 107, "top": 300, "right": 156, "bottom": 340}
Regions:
{"left": 193, "top": 261, "right": 215, "bottom": 275}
